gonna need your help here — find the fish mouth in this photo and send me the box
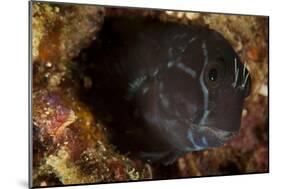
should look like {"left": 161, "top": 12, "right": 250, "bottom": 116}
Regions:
{"left": 202, "top": 126, "right": 238, "bottom": 142}
{"left": 190, "top": 123, "right": 238, "bottom": 145}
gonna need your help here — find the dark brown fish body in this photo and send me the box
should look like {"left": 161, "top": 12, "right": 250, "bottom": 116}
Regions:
{"left": 85, "top": 16, "right": 251, "bottom": 164}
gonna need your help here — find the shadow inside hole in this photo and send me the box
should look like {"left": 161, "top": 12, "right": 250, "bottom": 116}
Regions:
{"left": 71, "top": 33, "right": 147, "bottom": 159}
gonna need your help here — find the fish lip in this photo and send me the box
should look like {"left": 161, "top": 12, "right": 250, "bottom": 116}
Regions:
{"left": 208, "top": 127, "right": 238, "bottom": 142}
{"left": 190, "top": 123, "right": 238, "bottom": 142}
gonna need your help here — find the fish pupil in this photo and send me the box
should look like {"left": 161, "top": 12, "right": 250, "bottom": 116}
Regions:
{"left": 209, "top": 68, "right": 218, "bottom": 81}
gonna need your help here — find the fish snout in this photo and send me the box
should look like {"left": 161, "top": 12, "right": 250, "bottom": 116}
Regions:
{"left": 189, "top": 126, "right": 238, "bottom": 149}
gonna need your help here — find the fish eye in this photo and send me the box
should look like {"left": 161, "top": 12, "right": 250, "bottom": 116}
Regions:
{"left": 208, "top": 68, "right": 218, "bottom": 81}
{"left": 204, "top": 58, "right": 226, "bottom": 88}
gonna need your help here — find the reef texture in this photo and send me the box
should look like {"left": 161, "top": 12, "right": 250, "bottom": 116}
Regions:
{"left": 32, "top": 2, "right": 268, "bottom": 187}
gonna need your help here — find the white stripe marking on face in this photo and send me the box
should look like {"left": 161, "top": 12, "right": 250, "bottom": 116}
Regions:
{"left": 232, "top": 58, "right": 239, "bottom": 88}
{"left": 199, "top": 42, "right": 210, "bottom": 125}
{"left": 176, "top": 62, "right": 197, "bottom": 78}
{"left": 202, "top": 136, "right": 208, "bottom": 146}
{"left": 187, "top": 130, "right": 201, "bottom": 149}
{"left": 200, "top": 110, "right": 210, "bottom": 125}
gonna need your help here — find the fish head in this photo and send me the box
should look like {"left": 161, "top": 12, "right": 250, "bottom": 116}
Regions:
{"left": 137, "top": 27, "right": 251, "bottom": 151}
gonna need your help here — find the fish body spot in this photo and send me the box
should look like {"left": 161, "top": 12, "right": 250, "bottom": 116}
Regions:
{"left": 160, "top": 93, "right": 170, "bottom": 108}
{"left": 142, "top": 86, "right": 149, "bottom": 94}
{"left": 153, "top": 69, "right": 159, "bottom": 77}
{"left": 188, "top": 36, "right": 197, "bottom": 44}
{"left": 167, "top": 61, "right": 175, "bottom": 68}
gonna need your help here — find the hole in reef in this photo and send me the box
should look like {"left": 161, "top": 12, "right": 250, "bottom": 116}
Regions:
{"left": 71, "top": 33, "right": 143, "bottom": 158}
